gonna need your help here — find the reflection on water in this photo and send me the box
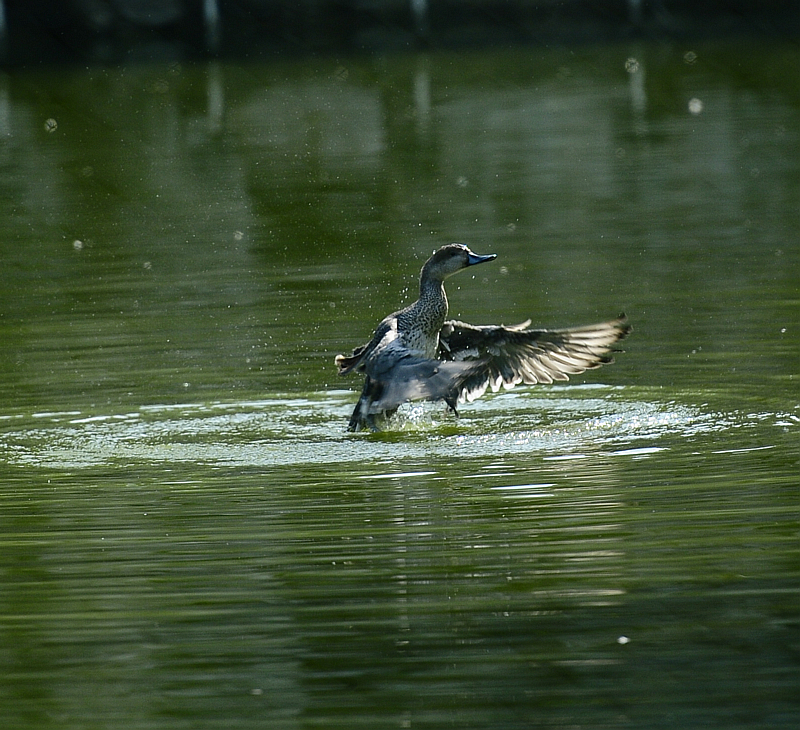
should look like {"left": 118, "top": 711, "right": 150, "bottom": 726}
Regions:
{"left": 1, "top": 384, "right": 797, "bottom": 729}
{"left": 1, "top": 37, "right": 799, "bottom": 730}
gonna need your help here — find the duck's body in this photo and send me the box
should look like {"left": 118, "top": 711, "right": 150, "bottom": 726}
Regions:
{"left": 335, "top": 243, "right": 631, "bottom": 432}
{"left": 379, "top": 244, "right": 493, "bottom": 358}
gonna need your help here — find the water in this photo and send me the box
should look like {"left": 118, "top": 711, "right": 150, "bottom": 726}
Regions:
{"left": 1, "top": 39, "right": 799, "bottom": 728}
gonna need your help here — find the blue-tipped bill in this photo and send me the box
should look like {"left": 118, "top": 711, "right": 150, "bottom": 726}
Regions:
{"left": 466, "top": 250, "right": 497, "bottom": 266}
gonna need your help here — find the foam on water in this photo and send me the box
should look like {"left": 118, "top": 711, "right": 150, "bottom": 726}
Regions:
{"left": 1, "top": 385, "right": 793, "bottom": 470}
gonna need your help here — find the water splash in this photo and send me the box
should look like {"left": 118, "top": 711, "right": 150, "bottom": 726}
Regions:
{"left": 0, "top": 386, "right": 792, "bottom": 470}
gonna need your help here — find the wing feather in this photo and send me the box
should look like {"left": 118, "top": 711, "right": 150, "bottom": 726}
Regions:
{"left": 439, "top": 315, "right": 631, "bottom": 403}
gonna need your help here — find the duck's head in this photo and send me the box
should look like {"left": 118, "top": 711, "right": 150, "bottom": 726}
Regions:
{"left": 421, "top": 243, "right": 497, "bottom": 282}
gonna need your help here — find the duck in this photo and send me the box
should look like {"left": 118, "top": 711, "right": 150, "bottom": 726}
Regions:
{"left": 335, "top": 243, "right": 631, "bottom": 432}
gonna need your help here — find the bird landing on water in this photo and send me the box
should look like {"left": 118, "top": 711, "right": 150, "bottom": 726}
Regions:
{"left": 335, "top": 243, "right": 631, "bottom": 432}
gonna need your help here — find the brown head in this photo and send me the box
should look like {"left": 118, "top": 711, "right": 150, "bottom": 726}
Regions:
{"left": 420, "top": 243, "right": 497, "bottom": 283}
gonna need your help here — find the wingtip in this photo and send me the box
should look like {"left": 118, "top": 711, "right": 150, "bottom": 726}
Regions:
{"left": 616, "top": 313, "right": 633, "bottom": 335}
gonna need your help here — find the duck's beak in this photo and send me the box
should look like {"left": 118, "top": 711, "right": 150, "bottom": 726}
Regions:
{"left": 467, "top": 251, "right": 497, "bottom": 266}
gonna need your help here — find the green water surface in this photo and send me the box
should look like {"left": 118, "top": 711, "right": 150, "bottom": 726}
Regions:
{"left": 1, "top": 39, "right": 799, "bottom": 729}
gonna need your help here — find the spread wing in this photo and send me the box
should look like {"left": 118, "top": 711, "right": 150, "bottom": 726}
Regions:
{"left": 366, "top": 353, "right": 480, "bottom": 415}
{"left": 348, "top": 327, "right": 481, "bottom": 413}
{"left": 438, "top": 314, "right": 631, "bottom": 403}
{"left": 337, "top": 321, "right": 484, "bottom": 429}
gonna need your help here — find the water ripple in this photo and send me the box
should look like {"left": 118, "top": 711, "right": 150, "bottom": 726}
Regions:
{"left": 0, "top": 386, "right": 793, "bottom": 469}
